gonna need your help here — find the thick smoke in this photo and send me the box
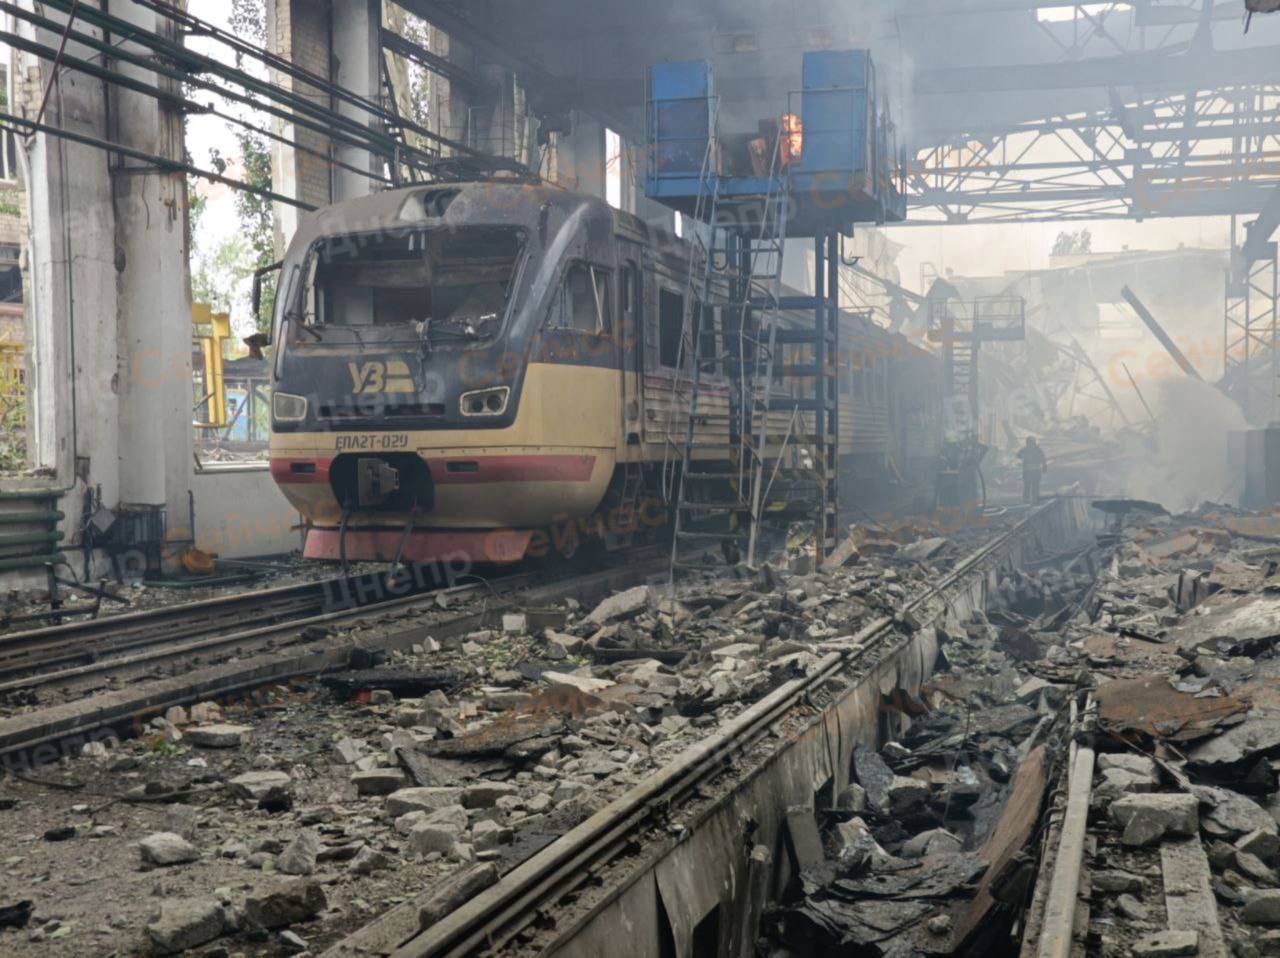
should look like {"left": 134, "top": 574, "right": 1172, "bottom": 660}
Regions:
{"left": 1121, "top": 378, "right": 1248, "bottom": 511}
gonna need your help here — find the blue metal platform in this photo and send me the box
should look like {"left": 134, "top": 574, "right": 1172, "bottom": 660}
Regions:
{"left": 645, "top": 50, "right": 906, "bottom": 235}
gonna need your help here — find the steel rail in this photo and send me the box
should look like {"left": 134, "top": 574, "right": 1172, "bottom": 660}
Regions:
{"left": 0, "top": 548, "right": 675, "bottom": 764}
{"left": 0, "top": 569, "right": 538, "bottom": 699}
{"left": 392, "top": 500, "right": 1063, "bottom": 958}
{"left": 1035, "top": 694, "right": 1096, "bottom": 958}
{"left": 0, "top": 567, "right": 443, "bottom": 681}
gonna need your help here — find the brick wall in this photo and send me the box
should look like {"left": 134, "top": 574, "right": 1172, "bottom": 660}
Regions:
{"left": 269, "top": 0, "right": 333, "bottom": 212}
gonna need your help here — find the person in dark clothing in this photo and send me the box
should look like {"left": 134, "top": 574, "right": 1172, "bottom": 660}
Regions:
{"left": 1017, "top": 437, "right": 1047, "bottom": 503}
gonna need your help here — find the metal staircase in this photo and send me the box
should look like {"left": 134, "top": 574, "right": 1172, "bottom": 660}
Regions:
{"left": 668, "top": 140, "right": 840, "bottom": 575}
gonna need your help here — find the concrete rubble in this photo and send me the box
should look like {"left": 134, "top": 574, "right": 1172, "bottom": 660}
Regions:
{"left": 8, "top": 501, "right": 1280, "bottom": 955}
{"left": 759, "top": 500, "right": 1280, "bottom": 957}
{"left": 0, "top": 517, "right": 1023, "bottom": 955}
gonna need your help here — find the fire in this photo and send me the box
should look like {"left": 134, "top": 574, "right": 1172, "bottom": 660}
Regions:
{"left": 781, "top": 113, "right": 803, "bottom": 166}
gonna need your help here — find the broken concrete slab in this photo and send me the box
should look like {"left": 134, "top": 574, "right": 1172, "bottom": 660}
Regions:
{"left": 228, "top": 770, "right": 292, "bottom": 801}
{"left": 540, "top": 671, "right": 615, "bottom": 694}
{"left": 1131, "top": 930, "right": 1199, "bottom": 957}
{"left": 243, "top": 880, "right": 327, "bottom": 930}
{"left": 1243, "top": 889, "right": 1280, "bottom": 925}
{"left": 145, "top": 899, "right": 226, "bottom": 955}
{"left": 1111, "top": 793, "right": 1199, "bottom": 846}
{"left": 386, "top": 787, "right": 463, "bottom": 817}
{"left": 351, "top": 768, "right": 409, "bottom": 796}
{"left": 139, "top": 832, "right": 200, "bottom": 867}
{"left": 185, "top": 724, "right": 252, "bottom": 748}
{"left": 585, "top": 585, "right": 651, "bottom": 625}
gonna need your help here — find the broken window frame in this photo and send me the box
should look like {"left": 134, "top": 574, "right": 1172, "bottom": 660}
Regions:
{"left": 657, "top": 287, "right": 685, "bottom": 370}
{"left": 545, "top": 262, "right": 614, "bottom": 336}
{"left": 283, "top": 226, "right": 528, "bottom": 350}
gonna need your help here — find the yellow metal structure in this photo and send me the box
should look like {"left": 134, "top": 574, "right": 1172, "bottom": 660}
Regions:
{"left": 192, "top": 303, "right": 231, "bottom": 428}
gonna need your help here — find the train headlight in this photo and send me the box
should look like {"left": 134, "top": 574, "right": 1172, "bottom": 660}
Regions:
{"left": 272, "top": 391, "right": 308, "bottom": 422}
{"left": 459, "top": 386, "right": 510, "bottom": 417}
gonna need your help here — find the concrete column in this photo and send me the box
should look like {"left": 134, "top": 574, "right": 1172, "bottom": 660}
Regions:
{"left": 556, "top": 112, "right": 607, "bottom": 199}
{"left": 12, "top": 3, "right": 119, "bottom": 500}
{"left": 107, "top": 1, "right": 193, "bottom": 534}
{"left": 331, "top": 0, "right": 383, "bottom": 202}
{"left": 267, "top": 0, "right": 333, "bottom": 251}
{"left": 268, "top": 0, "right": 382, "bottom": 247}
{"left": 11, "top": 1, "right": 191, "bottom": 571}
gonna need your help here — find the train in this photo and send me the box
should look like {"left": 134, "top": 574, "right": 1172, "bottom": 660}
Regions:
{"left": 264, "top": 180, "right": 942, "bottom": 565}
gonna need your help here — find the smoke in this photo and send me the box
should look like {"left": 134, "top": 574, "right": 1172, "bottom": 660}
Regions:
{"left": 1120, "top": 378, "right": 1248, "bottom": 511}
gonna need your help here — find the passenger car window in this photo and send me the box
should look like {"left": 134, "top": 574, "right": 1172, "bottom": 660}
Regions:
{"left": 658, "top": 288, "right": 684, "bottom": 368}
{"left": 694, "top": 303, "right": 719, "bottom": 375}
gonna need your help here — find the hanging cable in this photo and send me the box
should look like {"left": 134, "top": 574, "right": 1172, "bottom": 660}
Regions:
{"left": 390, "top": 507, "right": 420, "bottom": 575}
{"left": 31, "top": 0, "right": 79, "bottom": 128}
{"left": 338, "top": 509, "right": 352, "bottom": 580}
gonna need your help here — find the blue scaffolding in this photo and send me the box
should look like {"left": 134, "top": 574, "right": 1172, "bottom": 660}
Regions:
{"left": 646, "top": 50, "right": 905, "bottom": 572}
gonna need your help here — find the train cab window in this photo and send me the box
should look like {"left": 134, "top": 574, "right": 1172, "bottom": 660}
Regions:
{"left": 658, "top": 289, "right": 684, "bottom": 369}
{"left": 548, "top": 264, "right": 613, "bottom": 335}
{"left": 299, "top": 227, "right": 523, "bottom": 348}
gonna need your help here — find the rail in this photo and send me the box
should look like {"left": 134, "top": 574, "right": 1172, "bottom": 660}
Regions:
{"left": 384, "top": 498, "right": 1083, "bottom": 958}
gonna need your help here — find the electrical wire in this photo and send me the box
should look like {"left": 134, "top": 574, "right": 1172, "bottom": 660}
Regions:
{"left": 31, "top": 0, "right": 79, "bottom": 128}
{"left": 0, "top": 110, "right": 315, "bottom": 211}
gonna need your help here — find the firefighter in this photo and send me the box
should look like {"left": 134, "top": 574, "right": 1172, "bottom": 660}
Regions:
{"left": 1017, "top": 436, "right": 1047, "bottom": 503}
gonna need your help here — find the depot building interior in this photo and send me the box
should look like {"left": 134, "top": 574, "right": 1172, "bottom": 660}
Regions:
{"left": 3, "top": 2, "right": 1280, "bottom": 957}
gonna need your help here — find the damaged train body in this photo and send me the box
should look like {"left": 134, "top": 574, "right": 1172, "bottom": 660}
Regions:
{"left": 267, "top": 181, "right": 940, "bottom": 565}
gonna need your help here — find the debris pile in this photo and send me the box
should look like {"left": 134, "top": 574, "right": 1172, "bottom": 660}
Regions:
{"left": 0, "top": 519, "right": 1025, "bottom": 955}
{"left": 757, "top": 550, "right": 1094, "bottom": 956}
{"left": 1053, "top": 503, "right": 1280, "bottom": 957}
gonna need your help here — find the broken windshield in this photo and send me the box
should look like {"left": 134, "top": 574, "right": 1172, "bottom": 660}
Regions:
{"left": 288, "top": 226, "right": 525, "bottom": 349}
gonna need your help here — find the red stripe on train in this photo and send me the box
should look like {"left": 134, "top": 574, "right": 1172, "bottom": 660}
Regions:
{"left": 427, "top": 455, "right": 596, "bottom": 484}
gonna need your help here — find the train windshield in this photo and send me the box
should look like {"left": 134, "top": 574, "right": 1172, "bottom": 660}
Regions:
{"left": 289, "top": 227, "right": 523, "bottom": 347}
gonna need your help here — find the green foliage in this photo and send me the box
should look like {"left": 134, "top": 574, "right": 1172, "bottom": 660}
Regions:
{"left": 194, "top": 130, "right": 276, "bottom": 331}
{"left": 185, "top": 0, "right": 277, "bottom": 331}
{"left": 191, "top": 230, "right": 254, "bottom": 315}
{"left": 0, "top": 186, "right": 21, "bottom": 219}
{"left": 1051, "top": 229, "right": 1093, "bottom": 257}
{"left": 229, "top": 0, "right": 266, "bottom": 45}
{"left": 0, "top": 400, "right": 26, "bottom": 473}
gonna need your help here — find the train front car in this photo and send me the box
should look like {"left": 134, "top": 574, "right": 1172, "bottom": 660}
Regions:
{"left": 268, "top": 183, "right": 625, "bottom": 566}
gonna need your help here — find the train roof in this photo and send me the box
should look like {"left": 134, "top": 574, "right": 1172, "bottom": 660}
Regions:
{"left": 286, "top": 179, "right": 674, "bottom": 259}
{"left": 286, "top": 179, "right": 933, "bottom": 361}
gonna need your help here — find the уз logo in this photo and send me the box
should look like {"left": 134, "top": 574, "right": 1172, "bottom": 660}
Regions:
{"left": 347, "top": 360, "right": 415, "bottom": 394}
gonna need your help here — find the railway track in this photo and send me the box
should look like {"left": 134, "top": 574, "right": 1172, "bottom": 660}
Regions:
{"left": 322, "top": 497, "right": 1093, "bottom": 958}
{"left": 0, "top": 547, "right": 674, "bottom": 767}
{"left": 0, "top": 567, "right": 450, "bottom": 687}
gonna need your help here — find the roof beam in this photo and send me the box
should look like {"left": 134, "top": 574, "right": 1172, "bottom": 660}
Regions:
{"left": 1243, "top": 187, "right": 1280, "bottom": 263}
{"left": 915, "top": 44, "right": 1280, "bottom": 95}
{"left": 1121, "top": 286, "right": 1204, "bottom": 380}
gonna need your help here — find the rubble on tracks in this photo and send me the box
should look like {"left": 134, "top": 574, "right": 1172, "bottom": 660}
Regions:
{"left": 0, "top": 515, "right": 1038, "bottom": 956}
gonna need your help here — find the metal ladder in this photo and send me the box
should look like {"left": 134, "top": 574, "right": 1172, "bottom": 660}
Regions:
{"left": 666, "top": 143, "right": 734, "bottom": 575}
{"left": 668, "top": 148, "right": 793, "bottom": 576}
{"left": 743, "top": 230, "right": 841, "bottom": 567}
{"left": 945, "top": 307, "right": 978, "bottom": 423}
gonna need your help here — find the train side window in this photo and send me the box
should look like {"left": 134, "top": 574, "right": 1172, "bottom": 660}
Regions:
{"left": 551, "top": 264, "right": 613, "bottom": 335}
{"left": 658, "top": 288, "right": 684, "bottom": 369}
{"left": 694, "top": 303, "right": 718, "bottom": 375}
